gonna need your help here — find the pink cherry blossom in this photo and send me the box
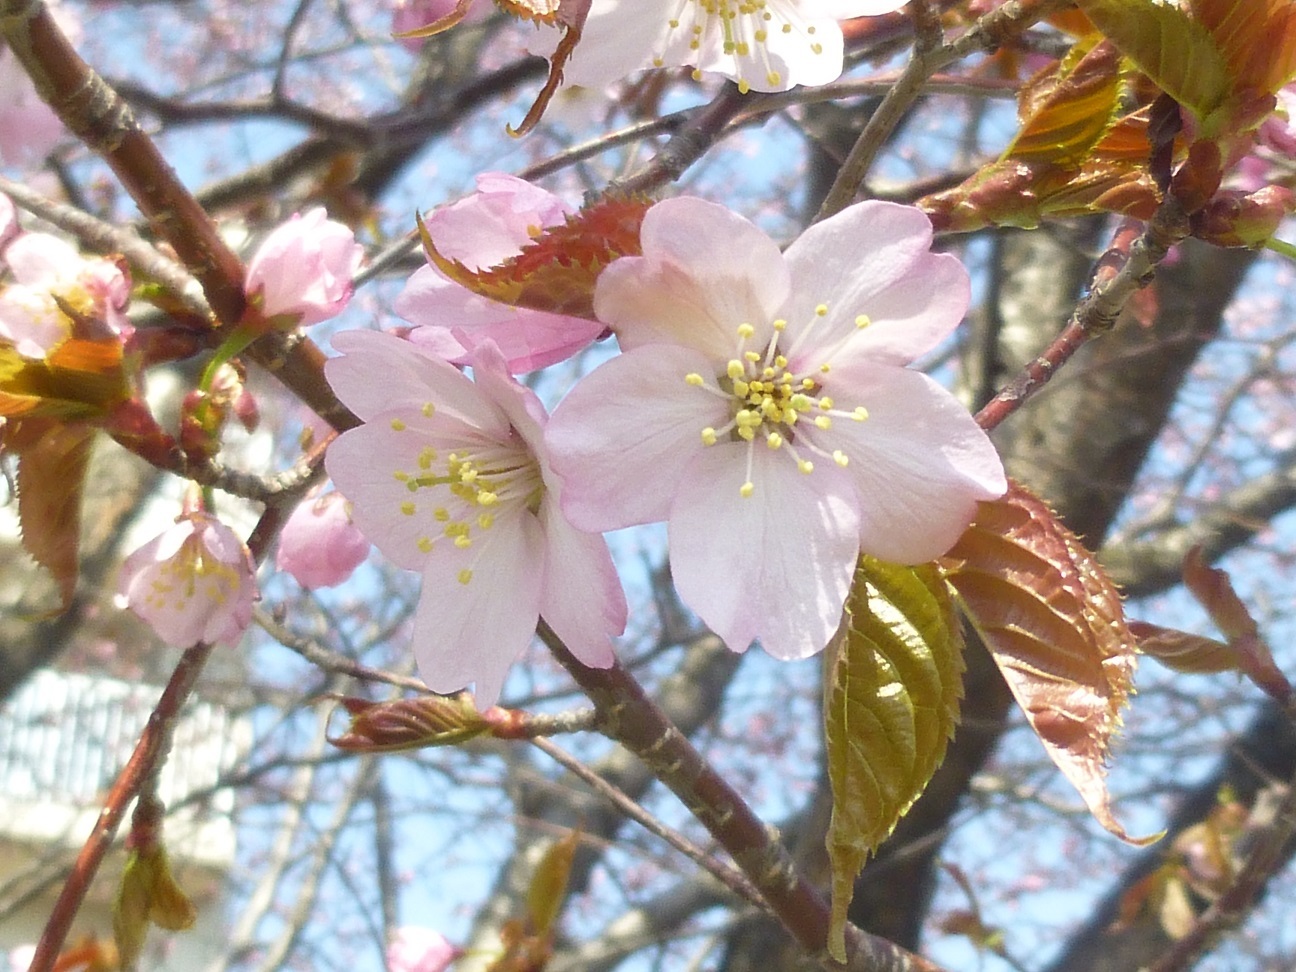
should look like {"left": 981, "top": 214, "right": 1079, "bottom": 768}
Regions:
{"left": 0, "top": 48, "right": 66, "bottom": 169}
{"left": 386, "top": 927, "right": 459, "bottom": 972}
{"left": 324, "top": 330, "right": 625, "bottom": 706}
{"left": 276, "top": 490, "right": 370, "bottom": 589}
{"left": 546, "top": 197, "right": 1006, "bottom": 661}
{"left": 0, "top": 231, "right": 131, "bottom": 357}
{"left": 117, "top": 511, "right": 259, "bottom": 648}
{"left": 532, "top": 0, "right": 910, "bottom": 94}
{"left": 395, "top": 173, "right": 606, "bottom": 372}
{"left": 244, "top": 208, "right": 363, "bottom": 326}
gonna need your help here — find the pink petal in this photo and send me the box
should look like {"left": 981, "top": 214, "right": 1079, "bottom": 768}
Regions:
{"left": 537, "top": 494, "right": 625, "bottom": 669}
{"left": 411, "top": 509, "right": 546, "bottom": 707}
{"left": 327, "top": 330, "right": 509, "bottom": 433}
{"left": 422, "top": 172, "right": 570, "bottom": 269}
{"left": 781, "top": 201, "right": 968, "bottom": 365}
{"left": 397, "top": 266, "right": 604, "bottom": 373}
{"left": 669, "top": 445, "right": 860, "bottom": 659}
{"left": 799, "top": 253, "right": 970, "bottom": 371}
{"left": 546, "top": 344, "right": 729, "bottom": 531}
{"left": 325, "top": 414, "right": 489, "bottom": 571}
{"left": 596, "top": 197, "right": 789, "bottom": 359}
{"left": 530, "top": 0, "right": 665, "bottom": 88}
{"left": 823, "top": 364, "right": 1006, "bottom": 563}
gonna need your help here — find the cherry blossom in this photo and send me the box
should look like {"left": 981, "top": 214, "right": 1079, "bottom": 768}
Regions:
{"left": 396, "top": 173, "right": 605, "bottom": 372}
{"left": 244, "top": 208, "right": 363, "bottom": 326}
{"left": 0, "top": 231, "right": 131, "bottom": 358}
{"left": 117, "top": 511, "right": 259, "bottom": 648}
{"left": 386, "top": 927, "right": 460, "bottom": 972}
{"left": 546, "top": 197, "right": 1006, "bottom": 660}
{"left": 276, "top": 490, "right": 370, "bottom": 589}
{"left": 324, "top": 330, "right": 625, "bottom": 706}
{"left": 535, "top": 0, "right": 910, "bottom": 94}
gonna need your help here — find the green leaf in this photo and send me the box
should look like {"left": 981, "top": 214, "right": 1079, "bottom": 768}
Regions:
{"left": 942, "top": 481, "right": 1157, "bottom": 845}
{"left": 1079, "top": 0, "right": 1231, "bottom": 120}
{"left": 526, "top": 828, "right": 580, "bottom": 936}
{"left": 1004, "top": 39, "right": 1124, "bottom": 166}
{"left": 824, "top": 557, "right": 963, "bottom": 962}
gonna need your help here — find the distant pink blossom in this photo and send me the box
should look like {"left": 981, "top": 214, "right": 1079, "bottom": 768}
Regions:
{"left": 396, "top": 173, "right": 606, "bottom": 372}
{"left": 276, "top": 491, "right": 370, "bottom": 588}
{"left": 117, "top": 511, "right": 259, "bottom": 648}
{"left": 0, "top": 51, "right": 66, "bottom": 169}
{"left": 533, "top": 0, "right": 910, "bottom": 94}
{"left": 393, "top": 0, "right": 490, "bottom": 52}
{"left": 386, "top": 927, "right": 459, "bottom": 972}
{"left": 324, "top": 330, "right": 625, "bottom": 707}
{"left": 547, "top": 197, "right": 1006, "bottom": 660}
{"left": 0, "top": 231, "right": 131, "bottom": 357}
{"left": 244, "top": 208, "right": 363, "bottom": 326}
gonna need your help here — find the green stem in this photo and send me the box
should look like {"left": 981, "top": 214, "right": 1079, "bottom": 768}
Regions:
{"left": 1263, "top": 236, "right": 1296, "bottom": 262}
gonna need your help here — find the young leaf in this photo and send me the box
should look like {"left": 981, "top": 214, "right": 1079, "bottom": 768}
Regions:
{"left": 1190, "top": 0, "right": 1296, "bottom": 98}
{"left": 1004, "top": 39, "right": 1124, "bottom": 166}
{"left": 1079, "top": 0, "right": 1231, "bottom": 121}
{"left": 526, "top": 828, "right": 580, "bottom": 936}
{"left": 328, "top": 694, "right": 491, "bottom": 752}
{"left": 16, "top": 423, "right": 96, "bottom": 610}
{"left": 824, "top": 557, "right": 963, "bottom": 961}
{"left": 418, "top": 193, "right": 648, "bottom": 319}
{"left": 942, "top": 480, "right": 1155, "bottom": 845}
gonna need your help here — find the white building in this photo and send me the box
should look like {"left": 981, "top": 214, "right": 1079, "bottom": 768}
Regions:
{"left": 0, "top": 670, "right": 250, "bottom": 970}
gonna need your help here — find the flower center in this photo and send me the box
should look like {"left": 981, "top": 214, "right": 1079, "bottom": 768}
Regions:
{"left": 659, "top": 0, "right": 824, "bottom": 93}
{"left": 684, "top": 304, "right": 870, "bottom": 497}
{"left": 148, "top": 537, "right": 240, "bottom": 611}
{"left": 388, "top": 412, "right": 544, "bottom": 585}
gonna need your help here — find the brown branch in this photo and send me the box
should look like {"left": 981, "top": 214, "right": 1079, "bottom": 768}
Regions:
{"left": 541, "top": 624, "right": 948, "bottom": 972}
{"left": 27, "top": 640, "right": 215, "bottom": 972}
{"left": 975, "top": 199, "right": 1190, "bottom": 432}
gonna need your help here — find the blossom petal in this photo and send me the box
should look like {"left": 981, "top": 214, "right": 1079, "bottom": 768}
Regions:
{"left": 423, "top": 172, "right": 570, "bottom": 269}
{"left": 398, "top": 267, "right": 605, "bottom": 373}
{"left": 538, "top": 495, "right": 625, "bottom": 669}
{"left": 669, "top": 445, "right": 860, "bottom": 659}
{"left": 823, "top": 364, "right": 1006, "bottom": 563}
{"left": 781, "top": 201, "right": 969, "bottom": 365}
{"left": 327, "top": 330, "right": 509, "bottom": 432}
{"left": 596, "top": 197, "right": 789, "bottom": 358}
{"left": 806, "top": 253, "right": 971, "bottom": 371}
{"left": 547, "top": 344, "right": 729, "bottom": 531}
{"left": 533, "top": 0, "right": 666, "bottom": 89}
{"left": 325, "top": 415, "right": 489, "bottom": 571}
{"left": 412, "top": 509, "right": 546, "bottom": 707}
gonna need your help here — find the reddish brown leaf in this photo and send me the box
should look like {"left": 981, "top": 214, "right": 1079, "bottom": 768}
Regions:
{"left": 1190, "top": 0, "right": 1296, "bottom": 97}
{"left": 328, "top": 694, "right": 490, "bottom": 752}
{"left": 1178, "top": 547, "right": 1291, "bottom": 703}
{"left": 16, "top": 423, "right": 96, "bottom": 610}
{"left": 942, "top": 480, "right": 1155, "bottom": 844}
{"left": 420, "top": 193, "right": 648, "bottom": 318}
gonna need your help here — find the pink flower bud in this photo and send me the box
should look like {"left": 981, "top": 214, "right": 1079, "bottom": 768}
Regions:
{"left": 276, "top": 491, "right": 369, "bottom": 589}
{"left": 244, "top": 208, "right": 363, "bottom": 326}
